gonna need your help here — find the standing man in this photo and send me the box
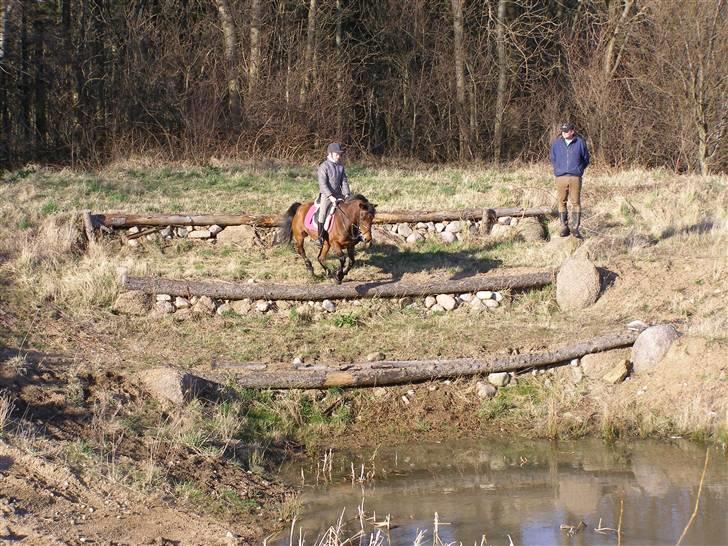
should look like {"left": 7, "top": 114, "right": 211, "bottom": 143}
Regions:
{"left": 550, "top": 122, "right": 590, "bottom": 238}
{"left": 316, "top": 142, "right": 351, "bottom": 246}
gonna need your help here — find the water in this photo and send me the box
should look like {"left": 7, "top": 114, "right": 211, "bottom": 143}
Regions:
{"left": 278, "top": 438, "right": 728, "bottom": 546}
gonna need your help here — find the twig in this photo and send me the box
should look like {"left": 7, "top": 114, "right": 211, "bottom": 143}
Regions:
{"left": 618, "top": 498, "right": 623, "bottom": 546}
{"left": 675, "top": 448, "right": 710, "bottom": 546}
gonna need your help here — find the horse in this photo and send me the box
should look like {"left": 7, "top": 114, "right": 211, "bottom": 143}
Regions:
{"left": 278, "top": 194, "right": 376, "bottom": 283}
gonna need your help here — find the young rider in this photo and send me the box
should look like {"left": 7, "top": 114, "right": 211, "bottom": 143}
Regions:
{"left": 316, "top": 142, "right": 351, "bottom": 246}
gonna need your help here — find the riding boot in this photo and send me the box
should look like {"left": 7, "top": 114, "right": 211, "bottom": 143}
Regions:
{"left": 315, "top": 221, "right": 326, "bottom": 247}
{"left": 571, "top": 211, "right": 582, "bottom": 239}
{"left": 559, "top": 212, "right": 570, "bottom": 237}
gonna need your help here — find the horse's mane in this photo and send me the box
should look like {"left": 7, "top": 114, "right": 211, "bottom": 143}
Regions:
{"left": 346, "top": 193, "right": 376, "bottom": 214}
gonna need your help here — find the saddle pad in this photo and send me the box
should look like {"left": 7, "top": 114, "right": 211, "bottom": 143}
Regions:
{"left": 304, "top": 203, "right": 334, "bottom": 232}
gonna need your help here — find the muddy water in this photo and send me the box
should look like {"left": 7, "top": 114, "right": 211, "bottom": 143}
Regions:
{"left": 278, "top": 439, "right": 727, "bottom": 546}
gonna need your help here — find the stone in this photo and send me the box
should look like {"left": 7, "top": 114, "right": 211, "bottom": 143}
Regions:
{"left": 396, "top": 223, "right": 413, "bottom": 237}
{"left": 175, "top": 296, "right": 191, "bottom": 309}
{"left": 631, "top": 325, "right": 681, "bottom": 373}
{"left": 322, "top": 300, "right": 336, "bottom": 313}
{"left": 475, "top": 381, "right": 497, "bottom": 399}
{"left": 277, "top": 300, "right": 293, "bottom": 311}
{"left": 292, "top": 357, "right": 304, "bottom": 365}
{"left": 154, "top": 301, "right": 175, "bottom": 315}
{"left": 112, "top": 292, "right": 151, "bottom": 316}
{"left": 458, "top": 293, "right": 473, "bottom": 303}
{"left": 209, "top": 224, "right": 224, "bottom": 235}
{"left": 435, "top": 294, "right": 457, "bottom": 311}
{"left": 187, "top": 230, "right": 211, "bottom": 239}
{"left": 161, "top": 226, "right": 173, "bottom": 238}
{"left": 176, "top": 227, "right": 189, "bottom": 238}
{"left": 484, "top": 299, "right": 499, "bottom": 309}
{"left": 215, "top": 225, "right": 258, "bottom": 246}
{"left": 468, "top": 298, "right": 485, "bottom": 312}
{"left": 426, "top": 222, "right": 436, "bottom": 231}
{"left": 127, "top": 239, "right": 139, "bottom": 247}
{"left": 487, "top": 372, "right": 510, "bottom": 387}
{"left": 493, "top": 292, "right": 504, "bottom": 302}
{"left": 424, "top": 296, "right": 437, "bottom": 309}
{"left": 156, "top": 294, "right": 172, "bottom": 302}
{"left": 406, "top": 232, "right": 424, "bottom": 244}
{"left": 367, "top": 352, "right": 386, "bottom": 362}
{"left": 216, "top": 303, "right": 232, "bottom": 315}
{"left": 556, "top": 255, "right": 601, "bottom": 311}
{"left": 602, "top": 360, "right": 631, "bottom": 384}
{"left": 398, "top": 296, "right": 414, "bottom": 309}
{"left": 476, "top": 290, "right": 493, "bottom": 300}
{"left": 490, "top": 224, "right": 513, "bottom": 238}
{"left": 416, "top": 222, "right": 428, "bottom": 230}
{"left": 139, "top": 367, "right": 224, "bottom": 406}
{"left": 497, "top": 216, "right": 511, "bottom": 225}
{"left": 128, "top": 226, "right": 140, "bottom": 234}
{"left": 435, "top": 222, "right": 445, "bottom": 232}
{"left": 509, "top": 218, "right": 519, "bottom": 227}
{"left": 230, "top": 299, "right": 252, "bottom": 314}
{"left": 580, "top": 348, "right": 631, "bottom": 379}
{"left": 193, "top": 296, "right": 215, "bottom": 315}
{"left": 430, "top": 304, "right": 445, "bottom": 313}
{"left": 570, "top": 366, "right": 584, "bottom": 384}
{"left": 440, "top": 231, "right": 457, "bottom": 244}
{"left": 255, "top": 300, "right": 271, "bottom": 313}
{"left": 445, "top": 221, "right": 461, "bottom": 233}
{"left": 516, "top": 217, "right": 546, "bottom": 242}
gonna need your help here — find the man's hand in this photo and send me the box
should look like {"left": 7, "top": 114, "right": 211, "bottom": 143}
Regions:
{"left": 329, "top": 196, "right": 337, "bottom": 205}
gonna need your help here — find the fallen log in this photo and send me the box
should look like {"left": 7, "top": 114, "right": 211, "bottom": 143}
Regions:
{"left": 213, "top": 329, "right": 642, "bottom": 389}
{"left": 93, "top": 206, "right": 553, "bottom": 229}
{"left": 121, "top": 268, "right": 555, "bottom": 301}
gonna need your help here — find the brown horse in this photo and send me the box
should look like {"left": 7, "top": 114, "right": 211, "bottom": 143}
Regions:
{"left": 278, "top": 194, "right": 376, "bottom": 283}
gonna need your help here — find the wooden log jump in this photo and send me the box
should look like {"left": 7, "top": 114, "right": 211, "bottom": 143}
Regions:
{"left": 93, "top": 206, "right": 553, "bottom": 229}
{"left": 212, "top": 328, "right": 641, "bottom": 389}
{"left": 121, "top": 268, "right": 555, "bottom": 301}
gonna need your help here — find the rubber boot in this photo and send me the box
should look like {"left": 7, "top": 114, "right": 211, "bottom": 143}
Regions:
{"left": 559, "top": 212, "right": 570, "bottom": 237}
{"left": 571, "top": 211, "right": 582, "bottom": 239}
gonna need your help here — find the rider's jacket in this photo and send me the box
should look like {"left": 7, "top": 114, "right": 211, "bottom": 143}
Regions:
{"left": 317, "top": 159, "right": 351, "bottom": 200}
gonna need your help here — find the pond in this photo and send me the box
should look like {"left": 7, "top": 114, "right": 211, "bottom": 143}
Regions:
{"left": 277, "top": 438, "right": 727, "bottom": 546}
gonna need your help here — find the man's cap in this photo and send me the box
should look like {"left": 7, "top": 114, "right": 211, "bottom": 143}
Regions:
{"left": 327, "top": 143, "right": 344, "bottom": 154}
{"left": 560, "top": 122, "right": 575, "bottom": 132}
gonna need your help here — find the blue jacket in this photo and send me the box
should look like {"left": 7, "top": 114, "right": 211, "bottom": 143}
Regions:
{"left": 550, "top": 135, "right": 590, "bottom": 177}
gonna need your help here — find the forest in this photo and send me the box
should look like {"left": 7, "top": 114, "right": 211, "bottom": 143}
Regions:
{"left": 0, "top": 0, "right": 726, "bottom": 172}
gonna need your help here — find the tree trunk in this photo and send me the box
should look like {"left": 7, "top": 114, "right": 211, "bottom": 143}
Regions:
{"left": 122, "top": 268, "right": 555, "bottom": 301}
{"left": 450, "top": 0, "right": 469, "bottom": 160}
{"left": 212, "top": 329, "right": 640, "bottom": 389}
{"left": 0, "top": 1, "right": 14, "bottom": 151}
{"left": 602, "top": 0, "right": 634, "bottom": 79}
{"left": 299, "top": 0, "right": 317, "bottom": 105}
{"left": 335, "top": 0, "right": 343, "bottom": 136}
{"left": 214, "top": 0, "right": 242, "bottom": 126}
{"left": 32, "top": 11, "right": 46, "bottom": 151}
{"left": 92, "top": 206, "right": 552, "bottom": 228}
{"left": 248, "top": 0, "right": 260, "bottom": 95}
{"left": 493, "top": 0, "right": 507, "bottom": 164}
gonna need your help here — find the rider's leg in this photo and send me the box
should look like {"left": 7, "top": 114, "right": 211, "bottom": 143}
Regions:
{"left": 316, "top": 200, "right": 330, "bottom": 246}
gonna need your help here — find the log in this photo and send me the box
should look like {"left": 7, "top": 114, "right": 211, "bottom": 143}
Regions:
{"left": 213, "top": 329, "right": 642, "bottom": 389}
{"left": 121, "top": 268, "right": 555, "bottom": 301}
{"left": 92, "top": 207, "right": 553, "bottom": 229}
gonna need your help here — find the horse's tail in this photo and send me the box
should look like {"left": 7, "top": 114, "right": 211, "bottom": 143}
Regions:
{"left": 278, "top": 202, "right": 301, "bottom": 244}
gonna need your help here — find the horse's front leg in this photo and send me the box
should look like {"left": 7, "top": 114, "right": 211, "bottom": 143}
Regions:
{"left": 342, "top": 243, "right": 356, "bottom": 275}
{"left": 317, "top": 242, "right": 333, "bottom": 279}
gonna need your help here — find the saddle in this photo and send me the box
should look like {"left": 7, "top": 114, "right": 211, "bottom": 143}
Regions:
{"left": 304, "top": 198, "right": 336, "bottom": 232}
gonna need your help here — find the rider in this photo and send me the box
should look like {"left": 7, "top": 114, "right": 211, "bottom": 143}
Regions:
{"left": 316, "top": 142, "right": 351, "bottom": 246}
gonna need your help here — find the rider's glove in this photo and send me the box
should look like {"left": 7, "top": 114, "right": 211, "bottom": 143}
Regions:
{"left": 329, "top": 196, "right": 337, "bottom": 205}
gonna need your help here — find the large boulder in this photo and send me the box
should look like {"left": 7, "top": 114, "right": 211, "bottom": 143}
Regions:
{"left": 139, "top": 367, "right": 225, "bottom": 406}
{"left": 631, "top": 325, "right": 681, "bottom": 373}
{"left": 215, "top": 225, "right": 258, "bottom": 246}
{"left": 112, "top": 291, "right": 151, "bottom": 316}
{"left": 556, "top": 255, "right": 601, "bottom": 311}
{"left": 515, "top": 217, "right": 546, "bottom": 242}
{"left": 580, "top": 348, "right": 631, "bottom": 379}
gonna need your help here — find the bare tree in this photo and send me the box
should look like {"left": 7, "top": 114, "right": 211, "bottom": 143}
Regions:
{"left": 493, "top": 0, "right": 507, "bottom": 163}
{"left": 299, "top": 0, "right": 317, "bottom": 105}
{"left": 214, "top": 0, "right": 242, "bottom": 126}
{"left": 451, "top": 0, "right": 469, "bottom": 160}
{"left": 248, "top": 0, "right": 261, "bottom": 95}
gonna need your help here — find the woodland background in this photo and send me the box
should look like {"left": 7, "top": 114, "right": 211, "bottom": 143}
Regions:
{"left": 0, "top": 0, "right": 725, "bottom": 172}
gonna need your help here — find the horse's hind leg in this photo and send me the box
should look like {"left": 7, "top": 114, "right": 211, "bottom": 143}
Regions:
{"left": 342, "top": 243, "right": 356, "bottom": 275}
{"left": 294, "top": 234, "right": 315, "bottom": 276}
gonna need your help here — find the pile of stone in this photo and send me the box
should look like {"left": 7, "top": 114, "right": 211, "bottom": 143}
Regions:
{"left": 424, "top": 290, "right": 504, "bottom": 313}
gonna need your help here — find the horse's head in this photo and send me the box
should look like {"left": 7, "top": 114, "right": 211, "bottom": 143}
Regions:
{"left": 348, "top": 194, "right": 376, "bottom": 248}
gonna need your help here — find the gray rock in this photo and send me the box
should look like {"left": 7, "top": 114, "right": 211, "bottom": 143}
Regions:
{"left": 175, "top": 296, "right": 191, "bottom": 309}
{"left": 475, "top": 381, "right": 498, "bottom": 399}
{"left": 458, "top": 293, "right": 474, "bottom": 302}
{"left": 570, "top": 366, "right": 584, "bottom": 384}
{"left": 216, "top": 303, "right": 232, "bottom": 315}
{"left": 277, "top": 300, "right": 293, "bottom": 311}
{"left": 127, "top": 239, "right": 140, "bottom": 247}
{"left": 445, "top": 221, "right": 461, "bottom": 233}
{"left": 509, "top": 217, "right": 519, "bottom": 227}
{"left": 176, "top": 227, "right": 189, "bottom": 238}
{"left": 156, "top": 294, "right": 172, "bottom": 302}
{"left": 490, "top": 224, "right": 514, "bottom": 238}
{"left": 128, "top": 226, "right": 140, "bottom": 234}
{"left": 426, "top": 222, "right": 436, "bottom": 231}
{"left": 487, "top": 372, "right": 510, "bottom": 387}
{"left": 440, "top": 231, "right": 457, "bottom": 244}
{"left": 230, "top": 299, "right": 252, "bottom": 314}
{"left": 113, "top": 292, "right": 151, "bottom": 316}
{"left": 497, "top": 216, "right": 511, "bottom": 225}
{"left": 161, "top": 226, "right": 173, "bottom": 238}
{"left": 476, "top": 290, "right": 493, "bottom": 300}
{"left": 631, "top": 325, "right": 681, "bottom": 373}
{"left": 209, "top": 224, "right": 224, "bottom": 235}
{"left": 215, "top": 225, "right": 257, "bottom": 246}
{"left": 193, "top": 296, "right": 216, "bottom": 315}
{"left": 415, "top": 222, "right": 428, "bottom": 230}
{"left": 396, "top": 223, "right": 413, "bottom": 237}
{"left": 255, "top": 300, "right": 271, "bottom": 313}
{"left": 188, "top": 229, "right": 211, "bottom": 239}
{"left": 406, "top": 232, "right": 424, "bottom": 244}
{"left": 366, "top": 352, "right": 386, "bottom": 362}
{"left": 430, "top": 304, "right": 445, "bottom": 313}
{"left": 424, "top": 295, "right": 437, "bottom": 309}
{"left": 484, "top": 299, "right": 499, "bottom": 309}
{"left": 139, "top": 367, "right": 224, "bottom": 406}
{"left": 322, "top": 299, "right": 337, "bottom": 313}
{"left": 468, "top": 298, "right": 485, "bottom": 312}
{"left": 435, "top": 222, "right": 445, "bottom": 232}
{"left": 556, "top": 255, "right": 601, "bottom": 311}
{"left": 435, "top": 294, "right": 457, "bottom": 311}
{"left": 516, "top": 217, "right": 546, "bottom": 242}
{"left": 580, "top": 348, "right": 631, "bottom": 379}
{"left": 292, "top": 357, "right": 304, "bottom": 365}
{"left": 493, "top": 291, "right": 504, "bottom": 302}
{"left": 154, "top": 301, "right": 175, "bottom": 315}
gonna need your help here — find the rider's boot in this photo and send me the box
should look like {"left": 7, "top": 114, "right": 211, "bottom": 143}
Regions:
{"left": 559, "top": 211, "right": 570, "bottom": 237}
{"left": 571, "top": 211, "right": 582, "bottom": 239}
{"left": 315, "top": 221, "right": 326, "bottom": 247}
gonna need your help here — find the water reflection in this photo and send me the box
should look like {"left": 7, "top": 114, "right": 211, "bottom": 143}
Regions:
{"left": 277, "top": 439, "right": 728, "bottom": 546}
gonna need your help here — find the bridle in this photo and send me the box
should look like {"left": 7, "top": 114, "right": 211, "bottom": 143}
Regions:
{"left": 335, "top": 200, "right": 372, "bottom": 243}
